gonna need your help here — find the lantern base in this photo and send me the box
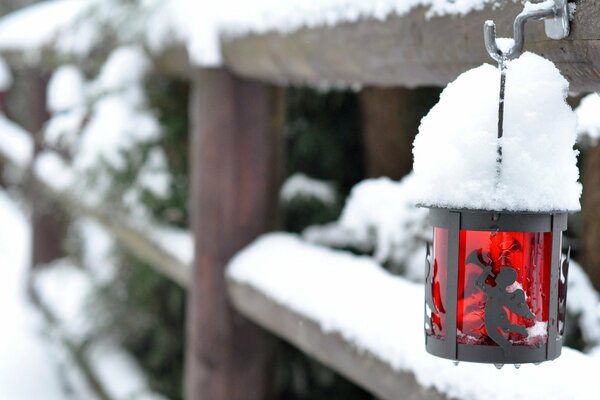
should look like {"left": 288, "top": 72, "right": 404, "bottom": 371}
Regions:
{"left": 426, "top": 336, "right": 562, "bottom": 364}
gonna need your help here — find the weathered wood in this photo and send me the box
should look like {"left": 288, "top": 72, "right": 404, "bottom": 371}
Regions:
{"left": 185, "top": 68, "right": 282, "bottom": 400}
{"left": 583, "top": 143, "right": 600, "bottom": 291}
{"left": 223, "top": 0, "right": 600, "bottom": 92}
{"left": 227, "top": 279, "right": 446, "bottom": 400}
{"left": 359, "top": 87, "right": 440, "bottom": 179}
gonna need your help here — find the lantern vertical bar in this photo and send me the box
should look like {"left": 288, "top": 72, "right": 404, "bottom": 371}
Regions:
{"left": 547, "top": 213, "right": 562, "bottom": 359}
{"left": 445, "top": 211, "right": 460, "bottom": 360}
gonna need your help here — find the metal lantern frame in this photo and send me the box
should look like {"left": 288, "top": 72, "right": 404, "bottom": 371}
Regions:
{"left": 424, "top": 208, "right": 569, "bottom": 365}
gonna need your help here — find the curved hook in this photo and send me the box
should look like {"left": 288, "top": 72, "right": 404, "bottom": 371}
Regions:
{"left": 484, "top": 1, "right": 564, "bottom": 62}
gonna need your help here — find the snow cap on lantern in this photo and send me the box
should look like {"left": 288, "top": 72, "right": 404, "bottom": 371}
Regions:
{"left": 412, "top": 52, "right": 581, "bottom": 212}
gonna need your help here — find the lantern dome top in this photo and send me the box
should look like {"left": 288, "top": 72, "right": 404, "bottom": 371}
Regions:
{"left": 412, "top": 52, "right": 581, "bottom": 212}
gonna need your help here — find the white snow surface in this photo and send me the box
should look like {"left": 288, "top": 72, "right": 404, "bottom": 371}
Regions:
{"left": 576, "top": 93, "right": 600, "bottom": 146}
{"left": 0, "top": 55, "right": 12, "bottom": 91}
{"left": 0, "top": 191, "right": 68, "bottom": 399}
{"left": 0, "top": 0, "right": 510, "bottom": 66}
{"left": 0, "top": 0, "right": 88, "bottom": 54}
{"left": 0, "top": 113, "right": 33, "bottom": 167}
{"left": 228, "top": 233, "right": 599, "bottom": 400}
{"left": 47, "top": 64, "right": 85, "bottom": 113}
{"left": 304, "top": 175, "right": 429, "bottom": 280}
{"left": 566, "top": 259, "right": 600, "bottom": 346}
{"left": 280, "top": 173, "right": 336, "bottom": 205}
{"left": 412, "top": 52, "right": 581, "bottom": 212}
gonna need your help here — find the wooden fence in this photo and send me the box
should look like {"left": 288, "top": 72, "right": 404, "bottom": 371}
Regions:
{"left": 2, "top": 1, "right": 600, "bottom": 399}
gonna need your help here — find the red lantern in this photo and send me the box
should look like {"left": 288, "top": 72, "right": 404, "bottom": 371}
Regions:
{"left": 425, "top": 209, "right": 569, "bottom": 365}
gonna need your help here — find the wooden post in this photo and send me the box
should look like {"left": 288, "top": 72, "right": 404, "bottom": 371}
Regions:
{"left": 185, "top": 68, "right": 281, "bottom": 400}
{"left": 359, "top": 87, "right": 440, "bottom": 180}
{"left": 583, "top": 143, "right": 600, "bottom": 291}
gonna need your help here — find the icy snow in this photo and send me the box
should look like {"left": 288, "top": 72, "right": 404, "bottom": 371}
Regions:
{"left": 280, "top": 173, "right": 336, "bottom": 205}
{"left": 412, "top": 52, "right": 581, "bottom": 212}
{"left": 576, "top": 93, "right": 600, "bottom": 146}
{"left": 228, "top": 233, "right": 599, "bottom": 400}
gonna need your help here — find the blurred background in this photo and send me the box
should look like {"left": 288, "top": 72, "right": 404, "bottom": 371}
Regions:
{"left": 0, "top": 1, "right": 599, "bottom": 400}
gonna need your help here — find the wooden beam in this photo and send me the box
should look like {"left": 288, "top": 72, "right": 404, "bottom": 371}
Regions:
{"left": 227, "top": 279, "right": 446, "bottom": 400}
{"left": 185, "top": 68, "right": 282, "bottom": 400}
{"left": 222, "top": 0, "right": 600, "bottom": 92}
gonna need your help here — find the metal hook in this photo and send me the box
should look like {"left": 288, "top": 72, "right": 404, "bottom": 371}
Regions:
{"left": 484, "top": 0, "right": 570, "bottom": 62}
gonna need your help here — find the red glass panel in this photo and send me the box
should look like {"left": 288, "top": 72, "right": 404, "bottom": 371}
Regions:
{"left": 429, "top": 227, "right": 448, "bottom": 338}
{"left": 430, "top": 229, "right": 555, "bottom": 347}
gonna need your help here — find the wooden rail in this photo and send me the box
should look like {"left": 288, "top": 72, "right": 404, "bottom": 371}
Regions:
{"left": 222, "top": 0, "right": 600, "bottom": 92}
{"left": 227, "top": 279, "right": 446, "bottom": 400}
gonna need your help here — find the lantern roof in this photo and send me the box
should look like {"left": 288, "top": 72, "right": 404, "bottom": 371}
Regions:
{"left": 412, "top": 52, "right": 581, "bottom": 213}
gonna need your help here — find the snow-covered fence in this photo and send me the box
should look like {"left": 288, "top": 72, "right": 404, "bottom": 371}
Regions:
{"left": 222, "top": 0, "right": 600, "bottom": 92}
{"left": 2, "top": 1, "right": 600, "bottom": 400}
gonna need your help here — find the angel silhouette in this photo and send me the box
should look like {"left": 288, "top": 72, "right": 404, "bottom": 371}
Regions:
{"left": 467, "top": 250, "right": 535, "bottom": 351}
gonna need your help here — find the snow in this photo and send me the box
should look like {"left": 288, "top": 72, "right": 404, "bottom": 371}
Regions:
{"left": 228, "top": 233, "right": 600, "bottom": 400}
{"left": 34, "top": 150, "right": 75, "bottom": 192}
{"left": 76, "top": 46, "right": 158, "bottom": 171}
{"left": 304, "top": 175, "right": 429, "bottom": 280}
{"left": 0, "top": 0, "right": 88, "bottom": 55}
{"left": 0, "top": 113, "right": 33, "bottom": 167}
{"left": 280, "top": 173, "right": 336, "bottom": 205}
{"left": 412, "top": 52, "right": 581, "bottom": 212}
{"left": 151, "top": 225, "right": 195, "bottom": 267}
{"left": 47, "top": 64, "right": 85, "bottom": 113}
{"left": 0, "top": 190, "right": 69, "bottom": 399}
{"left": 135, "top": 147, "right": 172, "bottom": 199}
{"left": 0, "top": 0, "right": 508, "bottom": 67}
{"left": 576, "top": 93, "right": 600, "bottom": 146}
{"left": 566, "top": 259, "right": 600, "bottom": 346}
{"left": 91, "top": 45, "right": 151, "bottom": 94}
{"left": 0, "top": 55, "right": 12, "bottom": 91}
{"left": 34, "top": 258, "right": 169, "bottom": 400}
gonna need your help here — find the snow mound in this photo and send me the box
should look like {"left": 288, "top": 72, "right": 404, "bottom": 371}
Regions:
{"left": 576, "top": 93, "right": 600, "bottom": 146}
{"left": 47, "top": 64, "right": 85, "bottom": 113}
{"left": 280, "top": 173, "right": 336, "bottom": 205}
{"left": 304, "top": 174, "right": 429, "bottom": 280}
{"left": 412, "top": 52, "right": 581, "bottom": 212}
{"left": 228, "top": 233, "right": 599, "bottom": 400}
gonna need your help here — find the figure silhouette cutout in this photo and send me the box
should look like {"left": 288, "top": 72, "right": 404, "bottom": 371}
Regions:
{"left": 467, "top": 250, "right": 535, "bottom": 352}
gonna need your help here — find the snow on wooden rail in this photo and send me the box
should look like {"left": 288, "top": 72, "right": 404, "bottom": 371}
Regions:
{"left": 227, "top": 233, "right": 600, "bottom": 400}
{"left": 223, "top": 0, "right": 600, "bottom": 92}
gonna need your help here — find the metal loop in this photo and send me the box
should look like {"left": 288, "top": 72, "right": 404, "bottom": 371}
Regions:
{"left": 484, "top": 0, "right": 567, "bottom": 62}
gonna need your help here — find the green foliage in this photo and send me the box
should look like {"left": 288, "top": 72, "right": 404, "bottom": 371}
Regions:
{"left": 274, "top": 87, "right": 371, "bottom": 399}
{"left": 91, "top": 75, "right": 190, "bottom": 400}
{"left": 144, "top": 76, "right": 191, "bottom": 228}
{"left": 285, "top": 87, "right": 365, "bottom": 196}
{"left": 95, "top": 251, "right": 185, "bottom": 399}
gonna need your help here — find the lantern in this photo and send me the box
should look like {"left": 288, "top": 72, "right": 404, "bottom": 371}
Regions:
{"left": 424, "top": 209, "right": 570, "bottom": 365}
{"left": 417, "top": 0, "right": 575, "bottom": 366}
